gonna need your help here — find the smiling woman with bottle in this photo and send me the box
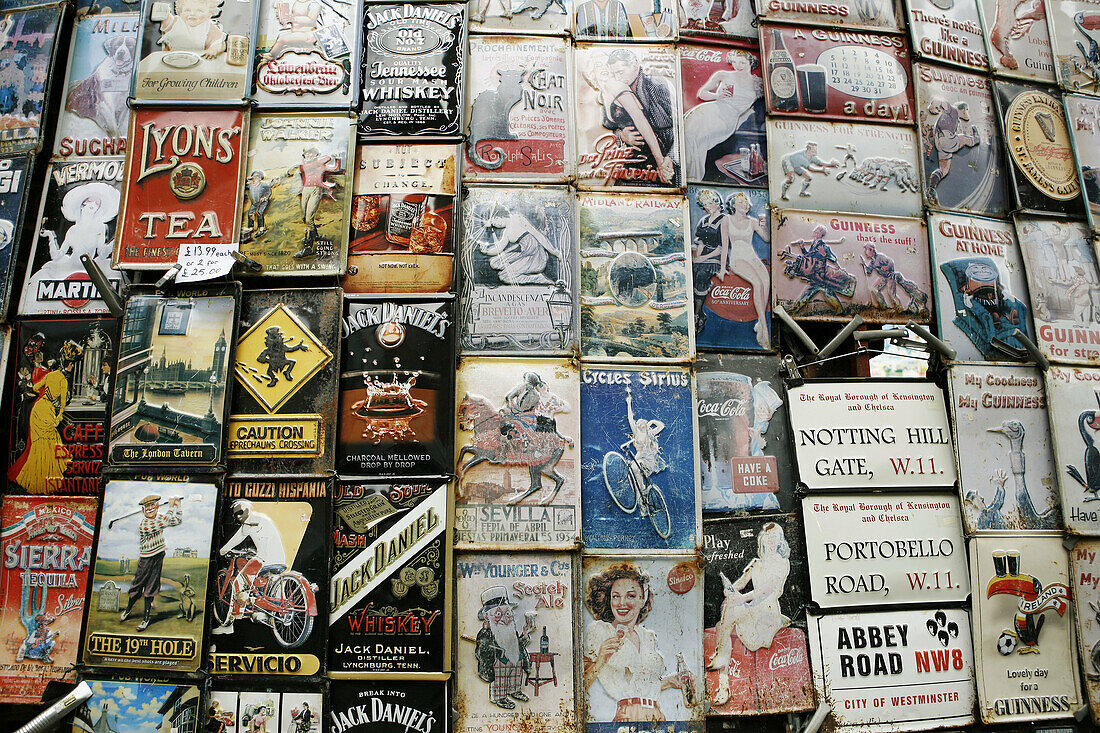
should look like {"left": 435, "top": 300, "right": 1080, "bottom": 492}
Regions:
{"left": 583, "top": 563, "right": 693, "bottom": 723}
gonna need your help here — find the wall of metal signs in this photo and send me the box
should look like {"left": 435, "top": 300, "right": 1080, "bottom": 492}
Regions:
{"left": 0, "top": 0, "right": 1098, "bottom": 730}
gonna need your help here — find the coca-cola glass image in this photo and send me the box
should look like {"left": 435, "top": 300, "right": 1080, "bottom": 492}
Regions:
{"left": 992, "top": 550, "right": 1007, "bottom": 577}
{"left": 797, "top": 65, "right": 827, "bottom": 114}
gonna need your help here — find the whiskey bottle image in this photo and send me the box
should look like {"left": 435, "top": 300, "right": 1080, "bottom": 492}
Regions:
{"left": 767, "top": 29, "right": 800, "bottom": 112}
{"left": 386, "top": 194, "right": 427, "bottom": 246}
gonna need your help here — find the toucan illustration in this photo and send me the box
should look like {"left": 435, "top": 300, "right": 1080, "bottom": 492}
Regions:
{"left": 1066, "top": 406, "right": 1100, "bottom": 503}
{"left": 987, "top": 555, "right": 1070, "bottom": 655}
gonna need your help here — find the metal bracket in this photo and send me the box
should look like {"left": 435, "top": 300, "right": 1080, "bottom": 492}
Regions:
{"left": 906, "top": 321, "right": 957, "bottom": 361}
{"left": 853, "top": 327, "right": 907, "bottom": 342}
{"left": 774, "top": 305, "right": 819, "bottom": 356}
{"left": 230, "top": 249, "right": 263, "bottom": 273}
{"left": 155, "top": 263, "right": 182, "bottom": 289}
{"left": 782, "top": 353, "right": 804, "bottom": 386}
{"left": 802, "top": 702, "right": 832, "bottom": 733}
{"left": 1064, "top": 534, "right": 1080, "bottom": 552}
{"left": 818, "top": 315, "right": 864, "bottom": 359}
{"left": 1075, "top": 702, "right": 1091, "bottom": 722}
{"left": 79, "top": 255, "right": 124, "bottom": 318}
{"left": 989, "top": 336, "right": 1029, "bottom": 360}
{"left": 1011, "top": 329, "right": 1049, "bottom": 371}
{"left": 15, "top": 680, "right": 92, "bottom": 733}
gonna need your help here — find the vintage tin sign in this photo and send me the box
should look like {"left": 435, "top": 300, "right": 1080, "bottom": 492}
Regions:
{"left": 0, "top": 6, "right": 63, "bottom": 155}
{"left": 209, "top": 478, "right": 328, "bottom": 677}
{"left": 113, "top": 107, "right": 248, "bottom": 271}
{"left": 929, "top": 212, "right": 1031, "bottom": 361}
{"left": 131, "top": 0, "right": 256, "bottom": 104}
{"left": 914, "top": 64, "right": 1008, "bottom": 216}
{"left": 0, "top": 154, "right": 33, "bottom": 317}
{"left": 947, "top": 365, "right": 1061, "bottom": 532}
{"left": 338, "top": 296, "right": 454, "bottom": 478}
{"left": 703, "top": 514, "right": 814, "bottom": 715}
{"left": 238, "top": 112, "right": 353, "bottom": 276}
{"left": 464, "top": 36, "right": 571, "bottom": 183}
{"left": 759, "top": 0, "right": 900, "bottom": 28}
{"left": 905, "top": 0, "right": 989, "bottom": 70}
{"left": 582, "top": 555, "right": 704, "bottom": 733}
{"left": 1070, "top": 539, "right": 1100, "bottom": 722}
{"left": 455, "top": 357, "right": 579, "bottom": 549}
{"left": 1065, "top": 94, "right": 1100, "bottom": 233}
{"left": 1043, "top": 365, "right": 1100, "bottom": 534}
{"left": 1016, "top": 217, "right": 1100, "bottom": 365}
{"left": 330, "top": 479, "right": 451, "bottom": 677}
{"left": 578, "top": 193, "right": 693, "bottom": 362}
{"left": 19, "top": 158, "right": 125, "bottom": 317}
{"left": 766, "top": 119, "right": 923, "bottom": 216}
{"left": 252, "top": 0, "right": 361, "bottom": 108}
{"left": 574, "top": 43, "right": 684, "bottom": 192}
{"left": 468, "top": 0, "right": 570, "bottom": 34}
{"left": 82, "top": 478, "right": 218, "bottom": 672}
{"left": 787, "top": 380, "right": 956, "bottom": 490}
{"left": 359, "top": 2, "right": 466, "bottom": 138}
{"left": 802, "top": 492, "right": 969, "bottom": 608}
{"left": 581, "top": 365, "right": 698, "bottom": 551}
{"left": 107, "top": 288, "right": 239, "bottom": 470}
{"left": 53, "top": 14, "right": 139, "bottom": 160}
{"left": 994, "top": 81, "right": 1084, "bottom": 214}
{"left": 808, "top": 608, "right": 976, "bottom": 732}
{"left": 330, "top": 680, "right": 447, "bottom": 732}
{"left": 977, "top": 0, "right": 1056, "bottom": 81}
{"left": 573, "top": 0, "right": 676, "bottom": 39}
{"left": 0, "top": 496, "right": 96, "bottom": 704}
{"left": 208, "top": 687, "right": 325, "bottom": 732}
{"left": 459, "top": 186, "right": 576, "bottom": 355}
{"left": 970, "top": 534, "right": 1081, "bottom": 724}
{"left": 75, "top": 679, "right": 202, "bottom": 732}
{"left": 696, "top": 353, "right": 793, "bottom": 513}
{"left": 678, "top": 0, "right": 755, "bottom": 43}
{"left": 680, "top": 45, "right": 766, "bottom": 187}
{"left": 1047, "top": 0, "right": 1100, "bottom": 94}
{"left": 345, "top": 143, "right": 458, "bottom": 294}
{"left": 227, "top": 288, "right": 339, "bottom": 475}
{"left": 7, "top": 318, "right": 117, "bottom": 496}
{"left": 772, "top": 210, "right": 932, "bottom": 324}
{"left": 688, "top": 186, "right": 771, "bottom": 351}
{"left": 760, "top": 25, "right": 913, "bottom": 124}
{"left": 454, "top": 552, "right": 575, "bottom": 733}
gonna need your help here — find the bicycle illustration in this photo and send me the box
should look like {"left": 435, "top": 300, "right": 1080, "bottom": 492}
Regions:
{"left": 601, "top": 386, "right": 672, "bottom": 539}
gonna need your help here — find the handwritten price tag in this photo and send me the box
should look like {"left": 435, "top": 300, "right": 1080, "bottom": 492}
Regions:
{"left": 175, "top": 242, "right": 236, "bottom": 283}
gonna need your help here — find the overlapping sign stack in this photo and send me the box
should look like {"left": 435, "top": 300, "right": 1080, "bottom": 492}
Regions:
{"left": 1, "top": 0, "right": 1100, "bottom": 729}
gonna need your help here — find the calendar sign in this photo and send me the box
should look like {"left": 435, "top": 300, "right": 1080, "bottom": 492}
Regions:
{"left": 761, "top": 24, "right": 914, "bottom": 125}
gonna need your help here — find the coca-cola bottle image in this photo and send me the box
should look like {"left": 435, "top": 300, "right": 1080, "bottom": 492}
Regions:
{"left": 676, "top": 652, "right": 695, "bottom": 707}
{"left": 767, "top": 28, "right": 800, "bottom": 112}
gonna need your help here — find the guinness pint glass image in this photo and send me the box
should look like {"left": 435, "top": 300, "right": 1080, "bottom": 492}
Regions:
{"left": 992, "top": 550, "right": 1007, "bottom": 576}
{"left": 797, "top": 64, "right": 827, "bottom": 113}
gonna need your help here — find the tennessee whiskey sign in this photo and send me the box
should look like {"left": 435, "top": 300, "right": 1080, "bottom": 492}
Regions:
{"left": 113, "top": 108, "right": 248, "bottom": 271}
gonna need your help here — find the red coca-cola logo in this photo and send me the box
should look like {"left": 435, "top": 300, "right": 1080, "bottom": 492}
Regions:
{"left": 768, "top": 645, "right": 805, "bottom": 670}
{"left": 704, "top": 270, "right": 768, "bottom": 322}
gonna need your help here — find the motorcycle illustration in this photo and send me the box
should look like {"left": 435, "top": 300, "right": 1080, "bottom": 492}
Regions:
{"left": 212, "top": 548, "right": 318, "bottom": 648}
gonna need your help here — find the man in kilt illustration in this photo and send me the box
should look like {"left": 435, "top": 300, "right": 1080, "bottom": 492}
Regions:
{"left": 119, "top": 494, "right": 182, "bottom": 632}
{"left": 475, "top": 586, "right": 533, "bottom": 709}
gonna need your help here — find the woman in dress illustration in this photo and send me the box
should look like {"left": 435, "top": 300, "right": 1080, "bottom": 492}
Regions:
{"left": 156, "top": 0, "right": 227, "bottom": 59}
{"left": 583, "top": 563, "right": 692, "bottom": 723}
{"left": 582, "top": 51, "right": 676, "bottom": 185}
{"left": 707, "top": 521, "right": 790, "bottom": 704}
{"left": 692, "top": 191, "right": 770, "bottom": 347}
{"left": 34, "top": 182, "right": 120, "bottom": 283}
{"left": 683, "top": 51, "right": 762, "bottom": 181}
{"left": 8, "top": 340, "right": 82, "bottom": 495}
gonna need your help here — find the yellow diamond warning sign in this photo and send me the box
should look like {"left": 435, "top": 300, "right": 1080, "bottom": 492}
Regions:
{"left": 234, "top": 303, "right": 332, "bottom": 413}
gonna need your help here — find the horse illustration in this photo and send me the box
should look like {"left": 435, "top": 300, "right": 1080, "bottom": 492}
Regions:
{"left": 457, "top": 393, "right": 573, "bottom": 504}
